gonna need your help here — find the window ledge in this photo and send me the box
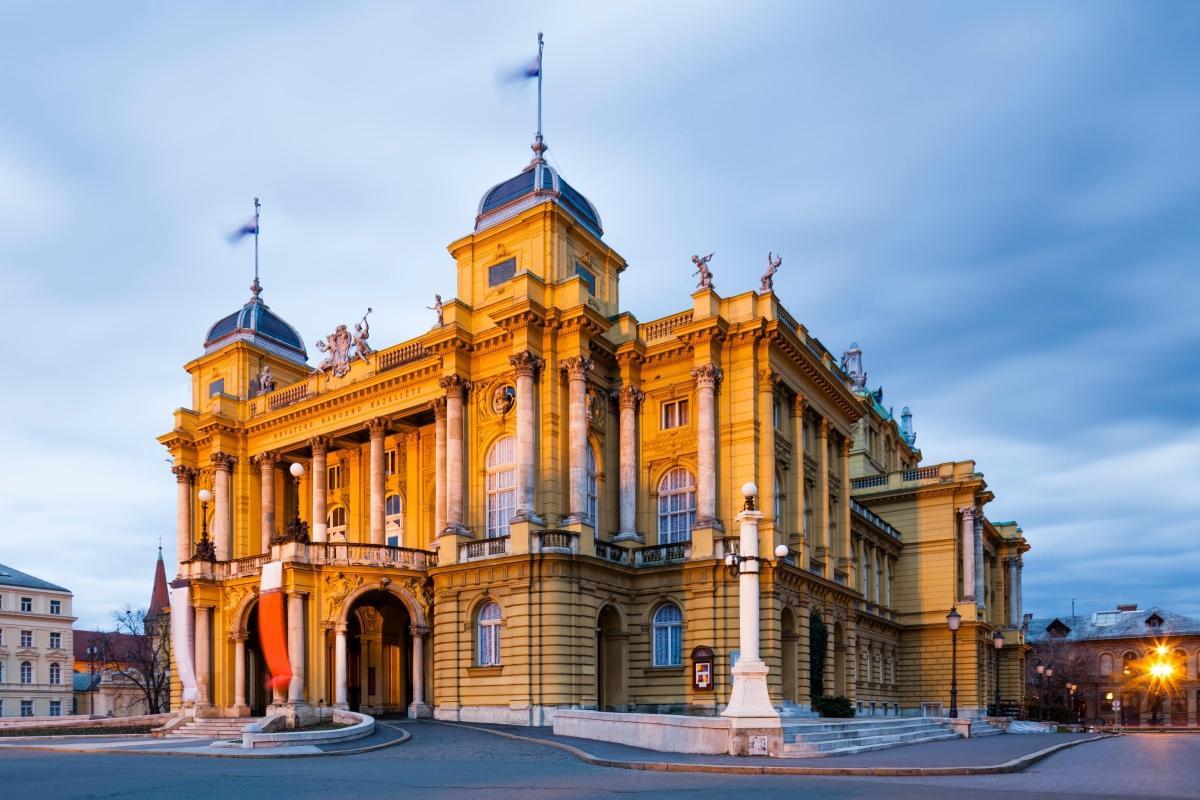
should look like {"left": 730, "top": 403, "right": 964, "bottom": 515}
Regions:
{"left": 646, "top": 665, "right": 684, "bottom": 673}
{"left": 467, "top": 665, "right": 504, "bottom": 675}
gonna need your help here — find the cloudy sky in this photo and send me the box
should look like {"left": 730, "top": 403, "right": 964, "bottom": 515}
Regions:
{"left": 0, "top": 2, "right": 1196, "bottom": 629}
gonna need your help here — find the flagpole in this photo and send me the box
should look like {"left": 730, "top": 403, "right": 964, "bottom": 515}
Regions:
{"left": 253, "top": 197, "right": 261, "bottom": 285}
{"left": 536, "top": 31, "right": 544, "bottom": 140}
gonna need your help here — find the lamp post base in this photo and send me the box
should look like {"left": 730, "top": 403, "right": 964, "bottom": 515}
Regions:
{"left": 721, "top": 658, "right": 782, "bottom": 755}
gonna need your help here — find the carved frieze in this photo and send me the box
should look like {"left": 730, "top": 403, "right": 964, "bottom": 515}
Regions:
{"left": 323, "top": 572, "right": 364, "bottom": 624}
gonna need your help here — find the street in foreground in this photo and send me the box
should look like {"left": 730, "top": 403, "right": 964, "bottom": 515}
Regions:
{"left": 0, "top": 723, "right": 1196, "bottom": 800}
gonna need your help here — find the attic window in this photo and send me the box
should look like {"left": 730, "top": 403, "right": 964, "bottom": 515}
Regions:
{"left": 1046, "top": 620, "right": 1071, "bottom": 638}
{"left": 488, "top": 258, "right": 516, "bottom": 287}
{"left": 1146, "top": 613, "right": 1164, "bottom": 628}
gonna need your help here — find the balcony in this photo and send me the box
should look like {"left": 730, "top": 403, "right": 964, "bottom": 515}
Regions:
{"left": 850, "top": 461, "right": 982, "bottom": 493}
{"left": 633, "top": 541, "right": 691, "bottom": 567}
{"left": 594, "top": 538, "right": 629, "bottom": 565}
{"left": 532, "top": 530, "right": 578, "bottom": 554}
{"left": 459, "top": 535, "right": 510, "bottom": 563}
{"left": 186, "top": 543, "right": 438, "bottom": 580}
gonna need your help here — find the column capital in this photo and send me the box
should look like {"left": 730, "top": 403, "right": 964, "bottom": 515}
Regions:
{"left": 509, "top": 350, "right": 545, "bottom": 379}
{"left": 839, "top": 436, "right": 852, "bottom": 458}
{"left": 404, "top": 431, "right": 421, "bottom": 447}
{"left": 818, "top": 417, "right": 830, "bottom": 437}
{"left": 308, "top": 436, "right": 331, "bottom": 456}
{"left": 230, "top": 631, "right": 248, "bottom": 643}
{"left": 793, "top": 393, "right": 809, "bottom": 415}
{"left": 691, "top": 363, "right": 723, "bottom": 390}
{"left": 250, "top": 451, "right": 281, "bottom": 469}
{"left": 172, "top": 464, "right": 197, "bottom": 483}
{"left": 210, "top": 452, "right": 236, "bottom": 471}
{"left": 439, "top": 374, "right": 472, "bottom": 397}
{"left": 430, "top": 397, "right": 447, "bottom": 420}
{"left": 559, "top": 354, "right": 594, "bottom": 382}
{"left": 959, "top": 506, "right": 977, "bottom": 520}
{"left": 409, "top": 624, "right": 431, "bottom": 637}
{"left": 615, "top": 385, "right": 644, "bottom": 410}
{"left": 366, "top": 417, "right": 389, "bottom": 438}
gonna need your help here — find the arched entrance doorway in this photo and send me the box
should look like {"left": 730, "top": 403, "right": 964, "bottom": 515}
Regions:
{"left": 242, "top": 600, "right": 269, "bottom": 717}
{"left": 342, "top": 590, "right": 411, "bottom": 715}
{"left": 781, "top": 608, "right": 797, "bottom": 704}
{"left": 596, "top": 605, "right": 627, "bottom": 711}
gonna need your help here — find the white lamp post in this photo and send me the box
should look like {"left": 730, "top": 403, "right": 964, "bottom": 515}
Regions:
{"left": 720, "top": 482, "right": 782, "bottom": 755}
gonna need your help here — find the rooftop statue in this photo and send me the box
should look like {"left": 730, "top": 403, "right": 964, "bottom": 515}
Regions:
{"left": 761, "top": 251, "right": 782, "bottom": 292}
{"left": 691, "top": 253, "right": 714, "bottom": 290}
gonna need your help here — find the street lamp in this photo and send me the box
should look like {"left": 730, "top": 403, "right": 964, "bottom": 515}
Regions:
{"left": 1045, "top": 667, "right": 1054, "bottom": 723}
{"left": 1035, "top": 662, "right": 1046, "bottom": 721}
{"left": 992, "top": 631, "right": 1005, "bottom": 716}
{"left": 194, "top": 488, "right": 216, "bottom": 561}
{"left": 946, "top": 607, "right": 961, "bottom": 718}
{"left": 277, "top": 462, "right": 309, "bottom": 544}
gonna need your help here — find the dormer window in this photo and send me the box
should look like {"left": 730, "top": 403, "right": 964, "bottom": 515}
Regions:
{"left": 1145, "top": 613, "right": 1164, "bottom": 629}
{"left": 1046, "top": 619, "right": 1071, "bottom": 638}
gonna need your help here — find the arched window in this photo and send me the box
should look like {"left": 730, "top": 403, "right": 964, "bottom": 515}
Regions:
{"left": 1122, "top": 651, "right": 1139, "bottom": 676}
{"left": 49, "top": 663, "right": 61, "bottom": 684}
{"left": 476, "top": 602, "right": 502, "bottom": 666}
{"left": 657, "top": 468, "right": 696, "bottom": 544}
{"left": 385, "top": 494, "right": 403, "bottom": 547}
{"left": 486, "top": 436, "right": 516, "bottom": 539}
{"left": 585, "top": 444, "right": 598, "bottom": 526}
{"left": 1099, "top": 653, "right": 1114, "bottom": 675}
{"left": 328, "top": 506, "right": 348, "bottom": 540}
{"left": 652, "top": 603, "right": 683, "bottom": 667}
{"left": 20, "top": 661, "right": 32, "bottom": 684}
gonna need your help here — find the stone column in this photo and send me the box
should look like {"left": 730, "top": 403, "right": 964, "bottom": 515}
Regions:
{"left": 960, "top": 507, "right": 977, "bottom": 601}
{"left": 510, "top": 351, "right": 545, "bottom": 522}
{"left": 408, "top": 625, "right": 431, "bottom": 718}
{"left": 287, "top": 592, "right": 305, "bottom": 704}
{"left": 310, "top": 437, "right": 330, "bottom": 543}
{"left": 440, "top": 376, "right": 471, "bottom": 535}
{"left": 691, "top": 364, "right": 723, "bottom": 529}
{"left": 232, "top": 633, "right": 247, "bottom": 710}
{"left": 334, "top": 625, "right": 348, "bottom": 708}
{"left": 1016, "top": 558, "right": 1024, "bottom": 622}
{"left": 839, "top": 436, "right": 852, "bottom": 568}
{"left": 559, "top": 355, "right": 594, "bottom": 522}
{"left": 1005, "top": 557, "right": 1019, "bottom": 626}
{"left": 432, "top": 400, "right": 447, "bottom": 537}
{"left": 211, "top": 453, "right": 235, "bottom": 561}
{"left": 252, "top": 452, "right": 279, "bottom": 552}
{"left": 791, "top": 395, "right": 806, "bottom": 554}
{"left": 615, "top": 385, "right": 644, "bottom": 541}
{"left": 974, "top": 514, "right": 985, "bottom": 607}
{"left": 367, "top": 418, "right": 388, "bottom": 546}
{"left": 816, "top": 418, "right": 830, "bottom": 564}
{"left": 194, "top": 605, "right": 211, "bottom": 705}
{"left": 172, "top": 465, "right": 196, "bottom": 570}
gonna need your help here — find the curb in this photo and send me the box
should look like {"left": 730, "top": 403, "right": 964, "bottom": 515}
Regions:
{"left": 433, "top": 721, "right": 1115, "bottom": 777}
{"left": 0, "top": 725, "right": 411, "bottom": 760}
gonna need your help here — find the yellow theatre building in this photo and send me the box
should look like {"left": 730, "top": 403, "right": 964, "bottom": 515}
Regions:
{"left": 159, "top": 133, "right": 1031, "bottom": 726}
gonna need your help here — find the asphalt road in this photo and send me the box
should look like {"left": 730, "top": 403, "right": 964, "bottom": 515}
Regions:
{"left": 0, "top": 722, "right": 1195, "bottom": 800}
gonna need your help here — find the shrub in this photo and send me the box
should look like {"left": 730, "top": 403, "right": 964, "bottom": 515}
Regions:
{"left": 813, "top": 695, "right": 855, "bottom": 718}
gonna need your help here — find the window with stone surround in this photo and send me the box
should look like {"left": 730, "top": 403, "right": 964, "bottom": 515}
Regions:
{"left": 660, "top": 399, "right": 689, "bottom": 430}
{"left": 49, "top": 700, "right": 61, "bottom": 717}
{"left": 327, "top": 463, "right": 344, "bottom": 490}
{"left": 485, "top": 436, "right": 516, "bottom": 539}
{"left": 477, "top": 601, "right": 502, "bottom": 666}
{"left": 652, "top": 603, "right": 683, "bottom": 667}
{"left": 21, "top": 700, "right": 32, "bottom": 717}
{"left": 49, "top": 600, "right": 61, "bottom": 615}
{"left": 657, "top": 468, "right": 696, "bottom": 544}
{"left": 20, "top": 630, "right": 32, "bottom": 647}
{"left": 385, "top": 494, "right": 403, "bottom": 547}
{"left": 49, "top": 632, "right": 61, "bottom": 650}
{"left": 20, "top": 661, "right": 32, "bottom": 684}
{"left": 328, "top": 506, "right": 347, "bottom": 538}
{"left": 49, "top": 663, "right": 61, "bottom": 684}
{"left": 20, "top": 597, "right": 32, "bottom": 613}
{"left": 585, "top": 444, "right": 598, "bottom": 527}
{"left": 384, "top": 449, "right": 397, "bottom": 476}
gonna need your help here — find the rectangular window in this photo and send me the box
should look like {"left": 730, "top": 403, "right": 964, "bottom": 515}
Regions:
{"left": 384, "top": 449, "right": 397, "bottom": 476}
{"left": 488, "top": 257, "right": 516, "bottom": 287}
{"left": 661, "top": 399, "right": 689, "bottom": 430}
{"left": 21, "top": 630, "right": 32, "bottom": 647}
{"left": 208, "top": 378, "right": 225, "bottom": 397}
{"left": 574, "top": 263, "right": 596, "bottom": 294}
{"left": 49, "top": 700, "right": 61, "bottom": 717}
{"left": 49, "top": 600, "right": 61, "bottom": 615}
{"left": 49, "top": 632, "right": 61, "bottom": 649}
{"left": 0, "top": 629, "right": 4, "bottom": 646}
{"left": 21, "top": 701, "right": 33, "bottom": 718}
{"left": 327, "top": 464, "right": 344, "bottom": 490}
{"left": 20, "top": 597, "right": 32, "bottom": 613}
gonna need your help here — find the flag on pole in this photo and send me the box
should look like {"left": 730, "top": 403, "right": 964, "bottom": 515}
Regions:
{"left": 227, "top": 216, "right": 258, "bottom": 244}
{"left": 502, "top": 51, "right": 541, "bottom": 83}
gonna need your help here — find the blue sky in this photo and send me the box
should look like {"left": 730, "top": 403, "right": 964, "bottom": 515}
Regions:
{"left": 0, "top": 2, "right": 1196, "bottom": 629}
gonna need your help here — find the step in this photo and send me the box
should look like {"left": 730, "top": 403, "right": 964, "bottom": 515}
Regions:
{"left": 784, "top": 721, "right": 946, "bottom": 744}
{"left": 781, "top": 731, "right": 960, "bottom": 758}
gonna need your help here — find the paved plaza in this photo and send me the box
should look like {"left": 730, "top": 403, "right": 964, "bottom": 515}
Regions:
{"left": 0, "top": 722, "right": 1197, "bottom": 799}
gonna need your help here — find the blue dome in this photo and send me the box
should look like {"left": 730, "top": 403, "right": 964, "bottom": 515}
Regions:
{"left": 204, "top": 280, "right": 308, "bottom": 364}
{"left": 476, "top": 137, "right": 603, "bottom": 238}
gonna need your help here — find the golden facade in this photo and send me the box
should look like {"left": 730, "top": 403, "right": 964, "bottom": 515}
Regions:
{"left": 160, "top": 140, "right": 1029, "bottom": 723}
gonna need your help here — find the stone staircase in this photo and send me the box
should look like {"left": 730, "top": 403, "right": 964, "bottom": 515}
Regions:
{"left": 166, "top": 717, "right": 265, "bottom": 740}
{"left": 969, "top": 718, "right": 1004, "bottom": 737}
{"left": 779, "top": 717, "right": 961, "bottom": 758}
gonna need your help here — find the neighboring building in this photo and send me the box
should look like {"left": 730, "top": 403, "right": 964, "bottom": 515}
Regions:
{"left": 159, "top": 132, "right": 1029, "bottom": 723}
{"left": 73, "top": 549, "right": 173, "bottom": 717}
{"left": 1026, "top": 604, "right": 1200, "bottom": 727}
{"left": 0, "top": 564, "right": 74, "bottom": 718}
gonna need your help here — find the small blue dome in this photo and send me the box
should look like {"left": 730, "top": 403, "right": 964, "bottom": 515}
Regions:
{"left": 204, "top": 280, "right": 308, "bottom": 364}
{"left": 476, "top": 136, "right": 602, "bottom": 238}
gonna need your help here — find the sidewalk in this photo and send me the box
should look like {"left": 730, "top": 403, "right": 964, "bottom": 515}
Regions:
{"left": 434, "top": 721, "right": 1110, "bottom": 776}
{"left": 0, "top": 721, "right": 410, "bottom": 759}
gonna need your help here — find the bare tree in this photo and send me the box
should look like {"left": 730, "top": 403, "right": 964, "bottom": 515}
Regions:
{"left": 91, "top": 606, "right": 172, "bottom": 715}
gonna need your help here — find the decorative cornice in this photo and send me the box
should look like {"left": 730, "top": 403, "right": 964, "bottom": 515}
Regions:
{"left": 560, "top": 355, "right": 594, "bottom": 382}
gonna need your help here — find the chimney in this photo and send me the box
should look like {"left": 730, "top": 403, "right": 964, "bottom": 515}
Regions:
{"left": 1116, "top": 603, "right": 1138, "bottom": 612}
